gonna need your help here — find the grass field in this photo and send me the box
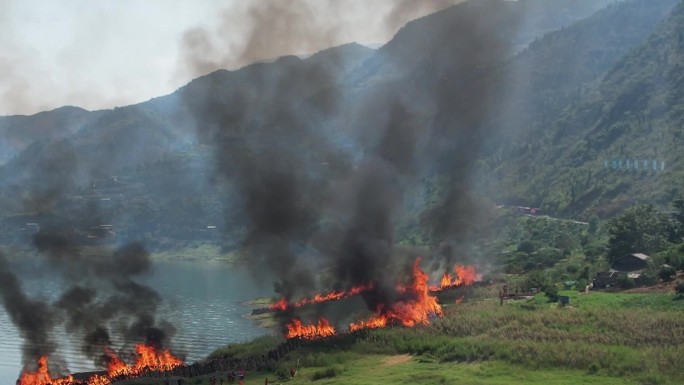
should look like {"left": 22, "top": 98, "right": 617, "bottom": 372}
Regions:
{"left": 131, "top": 291, "right": 684, "bottom": 385}
{"left": 173, "top": 355, "right": 643, "bottom": 385}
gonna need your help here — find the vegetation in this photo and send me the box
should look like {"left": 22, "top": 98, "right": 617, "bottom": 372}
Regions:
{"left": 2, "top": 1, "right": 684, "bottom": 383}
{"left": 201, "top": 291, "right": 684, "bottom": 385}
{"left": 606, "top": 204, "right": 681, "bottom": 262}
{"left": 477, "top": 0, "right": 683, "bottom": 219}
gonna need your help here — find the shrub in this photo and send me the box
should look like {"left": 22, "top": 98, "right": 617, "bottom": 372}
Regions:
{"left": 639, "top": 270, "right": 658, "bottom": 286}
{"left": 576, "top": 278, "right": 589, "bottom": 290}
{"left": 676, "top": 281, "right": 684, "bottom": 297}
{"left": 275, "top": 366, "right": 290, "bottom": 379}
{"left": 659, "top": 266, "right": 677, "bottom": 282}
{"left": 587, "top": 362, "right": 600, "bottom": 375}
{"left": 311, "top": 367, "right": 341, "bottom": 381}
{"left": 543, "top": 284, "right": 559, "bottom": 303}
{"left": 618, "top": 275, "right": 636, "bottom": 289}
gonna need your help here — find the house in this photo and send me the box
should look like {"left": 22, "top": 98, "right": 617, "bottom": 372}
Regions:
{"left": 593, "top": 271, "right": 618, "bottom": 288}
{"left": 611, "top": 253, "right": 650, "bottom": 272}
{"left": 593, "top": 253, "right": 652, "bottom": 289}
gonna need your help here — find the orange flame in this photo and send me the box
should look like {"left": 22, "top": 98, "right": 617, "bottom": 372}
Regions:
{"left": 100, "top": 344, "right": 182, "bottom": 380}
{"left": 270, "top": 283, "right": 373, "bottom": 311}
{"left": 350, "top": 258, "right": 443, "bottom": 332}
{"left": 429, "top": 264, "right": 480, "bottom": 291}
{"left": 18, "top": 357, "right": 74, "bottom": 385}
{"left": 21, "top": 344, "right": 182, "bottom": 385}
{"left": 286, "top": 317, "right": 337, "bottom": 340}
{"left": 270, "top": 298, "right": 289, "bottom": 311}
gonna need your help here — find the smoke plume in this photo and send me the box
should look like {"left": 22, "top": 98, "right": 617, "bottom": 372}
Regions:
{"left": 178, "top": 0, "right": 517, "bottom": 321}
{"left": 0, "top": 140, "right": 176, "bottom": 370}
{"left": 0, "top": 253, "right": 58, "bottom": 370}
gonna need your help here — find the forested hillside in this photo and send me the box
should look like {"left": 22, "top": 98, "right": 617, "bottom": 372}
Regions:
{"left": 0, "top": 0, "right": 681, "bottom": 250}
{"left": 480, "top": 0, "right": 683, "bottom": 219}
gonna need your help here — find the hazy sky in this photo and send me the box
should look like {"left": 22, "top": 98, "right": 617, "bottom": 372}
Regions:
{"left": 0, "top": 0, "right": 461, "bottom": 116}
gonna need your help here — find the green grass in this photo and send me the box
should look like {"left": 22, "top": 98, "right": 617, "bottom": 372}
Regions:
{"left": 208, "top": 335, "right": 284, "bottom": 360}
{"left": 183, "top": 356, "right": 642, "bottom": 385}
{"left": 550, "top": 290, "right": 684, "bottom": 311}
{"left": 201, "top": 291, "right": 684, "bottom": 385}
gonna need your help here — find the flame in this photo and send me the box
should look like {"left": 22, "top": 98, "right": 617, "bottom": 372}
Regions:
{"left": 429, "top": 264, "right": 480, "bottom": 291}
{"left": 269, "top": 283, "right": 373, "bottom": 311}
{"left": 350, "top": 258, "right": 443, "bottom": 332}
{"left": 286, "top": 317, "right": 337, "bottom": 340}
{"left": 18, "top": 357, "right": 74, "bottom": 385}
{"left": 21, "top": 344, "right": 182, "bottom": 385}
{"left": 97, "top": 344, "right": 182, "bottom": 381}
{"left": 270, "top": 298, "right": 289, "bottom": 311}
{"left": 348, "top": 315, "right": 388, "bottom": 332}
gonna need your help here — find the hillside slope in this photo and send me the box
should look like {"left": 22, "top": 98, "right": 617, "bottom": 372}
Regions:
{"left": 484, "top": 0, "right": 684, "bottom": 218}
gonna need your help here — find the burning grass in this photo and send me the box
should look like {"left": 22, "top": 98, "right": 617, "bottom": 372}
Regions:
{"left": 282, "top": 257, "right": 472, "bottom": 339}
{"left": 349, "top": 258, "right": 442, "bottom": 332}
{"left": 19, "top": 344, "right": 182, "bottom": 385}
{"left": 216, "top": 291, "right": 684, "bottom": 385}
{"left": 269, "top": 283, "right": 374, "bottom": 311}
{"left": 286, "top": 318, "right": 338, "bottom": 339}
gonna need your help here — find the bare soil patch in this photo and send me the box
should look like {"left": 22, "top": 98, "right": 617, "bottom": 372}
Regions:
{"left": 383, "top": 354, "right": 412, "bottom": 366}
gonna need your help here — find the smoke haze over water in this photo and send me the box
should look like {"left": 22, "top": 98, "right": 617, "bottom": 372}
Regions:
{"left": 0, "top": 141, "right": 177, "bottom": 372}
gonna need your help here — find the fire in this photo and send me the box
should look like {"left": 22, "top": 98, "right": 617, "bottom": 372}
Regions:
{"left": 269, "top": 283, "right": 373, "bottom": 311}
{"left": 286, "top": 317, "right": 337, "bottom": 340}
{"left": 429, "top": 264, "right": 480, "bottom": 291}
{"left": 96, "top": 344, "right": 182, "bottom": 382}
{"left": 349, "top": 258, "right": 443, "bottom": 332}
{"left": 348, "top": 315, "right": 388, "bottom": 332}
{"left": 270, "top": 298, "right": 289, "bottom": 311}
{"left": 20, "top": 344, "right": 182, "bottom": 385}
{"left": 18, "top": 357, "right": 74, "bottom": 385}
{"left": 134, "top": 343, "right": 183, "bottom": 370}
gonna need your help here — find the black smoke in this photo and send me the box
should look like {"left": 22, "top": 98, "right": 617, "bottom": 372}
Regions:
{"left": 0, "top": 142, "right": 176, "bottom": 372}
{"left": 0, "top": 253, "right": 58, "bottom": 370}
{"left": 178, "top": 0, "right": 523, "bottom": 323}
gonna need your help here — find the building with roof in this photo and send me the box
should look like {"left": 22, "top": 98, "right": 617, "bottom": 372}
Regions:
{"left": 611, "top": 253, "right": 650, "bottom": 273}
{"left": 593, "top": 253, "right": 651, "bottom": 289}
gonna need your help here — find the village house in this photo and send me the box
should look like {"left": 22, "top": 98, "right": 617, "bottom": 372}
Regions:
{"left": 593, "top": 253, "right": 651, "bottom": 288}
{"left": 611, "top": 253, "right": 650, "bottom": 272}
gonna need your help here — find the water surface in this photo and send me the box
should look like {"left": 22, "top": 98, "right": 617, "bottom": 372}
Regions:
{"left": 0, "top": 259, "right": 274, "bottom": 384}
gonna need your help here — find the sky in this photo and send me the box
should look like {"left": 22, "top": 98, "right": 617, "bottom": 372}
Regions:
{"left": 0, "top": 0, "right": 462, "bottom": 116}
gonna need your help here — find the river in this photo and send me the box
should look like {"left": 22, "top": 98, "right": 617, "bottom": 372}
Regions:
{"left": 0, "top": 259, "right": 275, "bottom": 384}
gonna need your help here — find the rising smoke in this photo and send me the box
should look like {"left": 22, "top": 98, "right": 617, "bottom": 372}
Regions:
{"left": 179, "top": 0, "right": 518, "bottom": 322}
{"left": 0, "top": 142, "right": 177, "bottom": 372}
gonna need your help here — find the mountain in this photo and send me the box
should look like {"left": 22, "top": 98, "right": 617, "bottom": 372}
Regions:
{"left": 0, "top": 0, "right": 680, "bottom": 247}
{"left": 351, "top": 0, "right": 618, "bottom": 85}
{"left": 481, "top": 0, "right": 683, "bottom": 218}
{"left": 0, "top": 106, "right": 106, "bottom": 165}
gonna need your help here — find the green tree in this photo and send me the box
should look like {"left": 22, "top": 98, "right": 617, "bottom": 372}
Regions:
{"left": 606, "top": 205, "right": 678, "bottom": 263}
{"left": 543, "top": 284, "right": 559, "bottom": 303}
{"left": 674, "top": 198, "right": 684, "bottom": 225}
{"left": 588, "top": 215, "right": 600, "bottom": 235}
{"left": 517, "top": 240, "right": 536, "bottom": 254}
{"left": 659, "top": 266, "right": 677, "bottom": 282}
{"left": 676, "top": 281, "right": 684, "bottom": 297}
